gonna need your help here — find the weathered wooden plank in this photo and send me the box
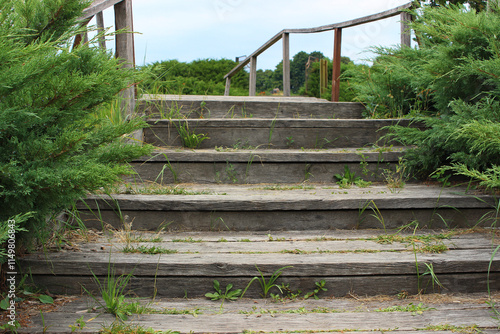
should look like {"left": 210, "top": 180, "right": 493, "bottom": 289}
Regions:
{"left": 143, "top": 118, "right": 413, "bottom": 148}
{"left": 102, "top": 229, "right": 497, "bottom": 243}
{"left": 146, "top": 118, "right": 411, "bottom": 128}
{"left": 18, "top": 305, "right": 497, "bottom": 334}
{"left": 137, "top": 148, "right": 405, "bottom": 163}
{"left": 75, "top": 206, "right": 496, "bottom": 232}
{"left": 24, "top": 272, "right": 500, "bottom": 298}
{"left": 37, "top": 294, "right": 496, "bottom": 315}
{"left": 79, "top": 185, "right": 495, "bottom": 212}
{"left": 75, "top": 236, "right": 497, "bottom": 255}
{"left": 20, "top": 247, "right": 500, "bottom": 277}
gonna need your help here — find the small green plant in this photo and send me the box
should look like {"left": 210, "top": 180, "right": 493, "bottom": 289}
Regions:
{"left": 156, "top": 154, "right": 179, "bottom": 184}
{"left": 304, "top": 280, "right": 328, "bottom": 300}
{"left": 122, "top": 245, "right": 178, "bottom": 255}
{"left": 359, "top": 200, "right": 386, "bottom": 232}
{"left": 335, "top": 165, "right": 371, "bottom": 188}
{"left": 286, "top": 136, "right": 295, "bottom": 148}
{"left": 100, "top": 322, "right": 179, "bottom": 334}
{"left": 175, "top": 121, "right": 209, "bottom": 148}
{"left": 304, "top": 163, "right": 313, "bottom": 182}
{"left": 244, "top": 265, "right": 292, "bottom": 298}
{"left": 82, "top": 259, "right": 136, "bottom": 321}
{"left": 274, "top": 283, "right": 303, "bottom": 301}
{"left": 205, "top": 280, "right": 242, "bottom": 302}
{"left": 225, "top": 162, "right": 239, "bottom": 183}
{"left": 69, "top": 316, "right": 86, "bottom": 333}
{"left": 375, "top": 302, "right": 434, "bottom": 315}
{"left": 268, "top": 111, "right": 279, "bottom": 147}
{"left": 383, "top": 157, "right": 408, "bottom": 193}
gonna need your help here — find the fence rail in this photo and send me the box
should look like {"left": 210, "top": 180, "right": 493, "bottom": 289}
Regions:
{"left": 223, "top": 2, "right": 414, "bottom": 100}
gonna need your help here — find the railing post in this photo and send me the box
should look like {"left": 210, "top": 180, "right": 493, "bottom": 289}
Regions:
{"left": 224, "top": 77, "right": 231, "bottom": 96}
{"left": 114, "top": 0, "right": 135, "bottom": 114}
{"left": 400, "top": 11, "right": 412, "bottom": 47}
{"left": 331, "top": 28, "right": 342, "bottom": 102}
{"left": 249, "top": 56, "right": 257, "bottom": 96}
{"left": 282, "top": 32, "right": 291, "bottom": 96}
{"left": 96, "top": 11, "right": 106, "bottom": 49}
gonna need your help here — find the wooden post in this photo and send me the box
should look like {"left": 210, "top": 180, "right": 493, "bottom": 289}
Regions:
{"left": 96, "top": 11, "right": 106, "bottom": 49}
{"left": 224, "top": 77, "right": 231, "bottom": 96}
{"left": 400, "top": 12, "right": 412, "bottom": 48}
{"left": 282, "top": 32, "right": 291, "bottom": 97}
{"left": 114, "top": 0, "right": 140, "bottom": 140}
{"left": 331, "top": 28, "right": 342, "bottom": 102}
{"left": 114, "top": 0, "right": 135, "bottom": 115}
{"left": 320, "top": 59, "right": 328, "bottom": 96}
{"left": 249, "top": 56, "right": 257, "bottom": 96}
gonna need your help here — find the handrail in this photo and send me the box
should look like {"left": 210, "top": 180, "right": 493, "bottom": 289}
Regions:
{"left": 81, "top": 0, "right": 124, "bottom": 19}
{"left": 224, "top": 2, "right": 414, "bottom": 100}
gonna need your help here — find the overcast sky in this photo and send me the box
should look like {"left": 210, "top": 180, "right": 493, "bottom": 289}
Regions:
{"left": 94, "top": 0, "right": 412, "bottom": 69}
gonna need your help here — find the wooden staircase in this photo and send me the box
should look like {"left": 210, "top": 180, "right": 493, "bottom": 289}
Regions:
{"left": 18, "top": 95, "right": 500, "bottom": 333}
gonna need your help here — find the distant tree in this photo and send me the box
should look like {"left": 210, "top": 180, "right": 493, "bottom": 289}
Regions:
{"left": 140, "top": 59, "right": 249, "bottom": 95}
{"left": 256, "top": 69, "right": 278, "bottom": 94}
{"left": 290, "top": 51, "right": 326, "bottom": 94}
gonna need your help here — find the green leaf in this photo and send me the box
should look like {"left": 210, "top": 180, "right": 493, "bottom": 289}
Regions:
{"left": 38, "top": 295, "right": 54, "bottom": 304}
{"left": 0, "top": 297, "right": 9, "bottom": 310}
{"left": 205, "top": 292, "right": 220, "bottom": 300}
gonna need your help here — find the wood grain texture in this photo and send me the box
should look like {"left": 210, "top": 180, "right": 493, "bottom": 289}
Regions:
{"left": 18, "top": 303, "right": 498, "bottom": 333}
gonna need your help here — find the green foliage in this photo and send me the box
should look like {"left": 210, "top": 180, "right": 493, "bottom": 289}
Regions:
{"left": 387, "top": 98, "right": 500, "bottom": 181}
{"left": 0, "top": 0, "right": 152, "bottom": 255}
{"left": 139, "top": 58, "right": 249, "bottom": 96}
{"left": 414, "top": 0, "right": 488, "bottom": 11}
{"left": 349, "top": 4, "right": 500, "bottom": 188}
{"left": 350, "top": 4, "right": 500, "bottom": 117}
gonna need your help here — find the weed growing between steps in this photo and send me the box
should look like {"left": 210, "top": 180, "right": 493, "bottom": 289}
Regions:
{"left": 335, "top": 165, "right": 372, "bottom": 188}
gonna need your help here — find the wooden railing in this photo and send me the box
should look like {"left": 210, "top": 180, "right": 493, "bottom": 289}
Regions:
{"left": 223, "top": 2, "right": 414, "bottom": 101}
{"left": 80, "top": 0, "right": 136, "bottom": 123}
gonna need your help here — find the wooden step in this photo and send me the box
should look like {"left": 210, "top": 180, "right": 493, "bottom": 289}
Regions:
{"left": 144, "top": 118, "right": 414, "bottom": 149}
{"left": 18, "top": 293, "right": 500, "bottom": 333}
{"left": 19, "top": 230, "right": 500, "bottom": 299}
{"left": 127, "top": 147, "right": 405, "bottom": 184}
{"left": 75, "top": 185, "right": 496, "bottom": 232}
{"left": 138, "top": 94, "right": 365, "bottom": 119}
